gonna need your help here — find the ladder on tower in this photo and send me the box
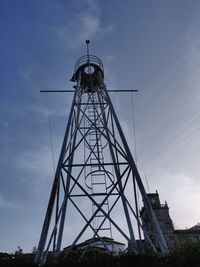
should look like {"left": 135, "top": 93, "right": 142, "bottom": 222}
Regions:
{"left": 86, "top": 92, "right": 113, "bottom": 237}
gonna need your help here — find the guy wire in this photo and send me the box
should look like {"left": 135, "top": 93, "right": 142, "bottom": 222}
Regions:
{"left": 46, "top": 93, "right": 56, "bottom": 175}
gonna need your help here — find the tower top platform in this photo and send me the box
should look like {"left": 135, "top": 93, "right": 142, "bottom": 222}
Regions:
{"left": 70, "top": 54, "right": 104, "bottom": 83}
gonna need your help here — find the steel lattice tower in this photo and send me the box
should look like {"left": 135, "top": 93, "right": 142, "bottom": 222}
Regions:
{"left": 35, "top": 41, "right": 168, "bottom": 264}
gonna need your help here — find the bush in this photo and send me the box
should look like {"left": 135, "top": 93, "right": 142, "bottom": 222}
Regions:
{"left": 1, "top": 243, "right": 200, "bottom": 267}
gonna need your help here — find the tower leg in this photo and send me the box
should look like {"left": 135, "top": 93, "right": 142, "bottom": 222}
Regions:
{"left": 104, "top": 89, "right": 168, "bottom": 253}
{"left": 35, "top": 91, "right": 78, "bottom": 264}
{"left": 97, "top": 91, "right": 138, "bottom": 254}
{"left": 56, "top": 95, "right": 82, "bottom": 252}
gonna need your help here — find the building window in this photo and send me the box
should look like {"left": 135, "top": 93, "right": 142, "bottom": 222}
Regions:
{"left": 157, "top": 210, "right": 160, "bottom": 218}
{"left": 168, "top": 236, "right": 176, "bottom": 247}
{"left": 165, "top": 222, "right": 171, "bottom": 230}
{"left": 192, "top": 236, "right": 199, "bottom": 244}
{"left": 181, "top": 236, "right": 188, "bottom": 244}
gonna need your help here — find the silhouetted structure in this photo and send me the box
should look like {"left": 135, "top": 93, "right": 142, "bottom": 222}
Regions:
{"left": 141, "top": 191, "right": 200, "bottom": 248}
{"left": 63, "top": 236, "right": 125, "bottom": 256}
{"left": 35, "top": 41, "right": 168, "bottom": 264}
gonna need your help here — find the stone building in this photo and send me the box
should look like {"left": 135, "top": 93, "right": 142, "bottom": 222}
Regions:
{"left": 140, "top": 191, "right": 200, "bottom": 249}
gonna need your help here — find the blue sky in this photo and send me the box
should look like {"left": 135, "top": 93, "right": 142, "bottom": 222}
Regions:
{"left": 0, "top": 0, "right": 200, "bottom": 253}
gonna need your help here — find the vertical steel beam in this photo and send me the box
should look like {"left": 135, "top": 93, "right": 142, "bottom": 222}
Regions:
{"left": 55, "top": 93, "right": 82, "bottom": 252}
{"left": 35, "top": 90, "right": 78, "bottom": 264}
{"left": 103, "top": 89, "right": 168, "bottom": 253}
{"left": 97, "top": 90, "right": 138, "bottom": 254}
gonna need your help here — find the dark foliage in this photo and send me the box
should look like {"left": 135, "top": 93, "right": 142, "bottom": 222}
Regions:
{"left": 0, "top": 252, "right": 37, "bottom": 267}
{"left": 1, "top": 242, "right": 200, "bottom": 267}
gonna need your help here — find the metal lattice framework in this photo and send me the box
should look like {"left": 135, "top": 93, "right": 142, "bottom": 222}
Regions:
{"left": 35, "top": 44, "right": 168, "bottom": 265}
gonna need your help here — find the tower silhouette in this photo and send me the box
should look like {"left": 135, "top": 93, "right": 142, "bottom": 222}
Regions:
{"left": 35, "top": 41, "right": 168, "bottom": 264}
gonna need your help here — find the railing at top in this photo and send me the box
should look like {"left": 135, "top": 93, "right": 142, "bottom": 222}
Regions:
{"left": 74, "top": 55, "right": 104, "bottom": 73}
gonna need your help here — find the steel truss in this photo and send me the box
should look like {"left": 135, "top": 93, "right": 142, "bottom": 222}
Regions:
{"left": 35, "top": 52, "right": 168, "bottom": 265}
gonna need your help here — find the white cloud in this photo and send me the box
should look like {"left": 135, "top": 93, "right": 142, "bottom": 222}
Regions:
{"left": 85, "top": 0, "right": 100, "bottom": 14}
{"left": 148, "top": 170, "right": 200, "bottom": 229}
{"left": 0, "top": 118, "right": 9, "bottom": 128}
{"left": 55, "top": 0, "right": 114, "bottom": 49}
{"left": 18, "top": 67, "right": 35, "bottom": 84}
{"left": 29, "top": 103, "right": 68, "bottom": 119}
{"left": 0, "top": 194, "right": 20, "bottom": 209}
{"left": 16, "top": 145, "right": 57, "bottom": 178}
{"left": 81, "top": 15, "right": 100, "bottom": 37}
{"left": 18, "top": 62, "right": 43, "bottom": 92}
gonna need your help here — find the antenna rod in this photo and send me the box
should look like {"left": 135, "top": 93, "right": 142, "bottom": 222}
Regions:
{"left": 86, "top": 40, "right": 90, "bottom": 56}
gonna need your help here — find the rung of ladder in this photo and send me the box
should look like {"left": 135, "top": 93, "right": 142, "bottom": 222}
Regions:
{"left": 90, "top": 160, "right": 103, "bottom": 163}
{"left": 94, "top": 203, "right": 108, "bottom": 206}
{"left": 92, "top": 182, "right": 106, "bottom": 185}
{"left": 90, "top": 157, "right": 103, "bottom": 160}
{"left": 91, "top": 193, "right": 107, "bottom": 196}
{"left": 91, "top": 173, "right": 105, "bottom": 177}
{"left": 94, "top": 228, "right": 111, "bottom": 231}
{"left": 89, "top": 141, "right": 101, "bottom": 144}
{"left": 89, "top": 138, "right": 98, "bottom": 141}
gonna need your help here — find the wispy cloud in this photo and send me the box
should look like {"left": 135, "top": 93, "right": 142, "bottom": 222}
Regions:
{"left": 85, "top": 0, "right": 100, "bottom": 14}
{"left": 0, "top": 118, "right": 9, "bottom": 128}
{"left": 143, "top": 111, "right": 200, "bottom": 169}
{"left": 18, "top": 67, "right": 35, "bottom": 84}
{"left": 28, "top": 103, "right": 68, "bottom": 119}
{"left": 0, "top": 194, "right": 20, "bottom": 209}
{"left": 17, "top": 62, "right": 44, "bottom": 94}
{"left": 185, "top": 16, "right": 200, "bottom": 105}
{"left": 16, "top": 145, "right": 57, "bottom": 178}
{"left": 146, "top": 170, "right": 200, "bottom": 229}
{"left": 0, "top": 100, "right": 68, "bottom": 126}
{"left": 56, "top": 0, "right": 114, "bottom": 49}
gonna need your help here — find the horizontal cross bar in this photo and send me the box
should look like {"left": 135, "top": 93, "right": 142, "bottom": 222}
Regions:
{"left": 70, "top": 193, "right": 119, "bottom": 197}
{"left": 79, "top": 126, "right": 105, "bottom": 130}
{"left": 63, "top": 162, "right": 128, "bottom": 167}
{"left": 76, "top": 102, "right": 107, "bottom": 105}
{"left": 94, "top": 228, "right": 111, "bottom": 231}
{"left": 40, "top": 89, "right": 138, "bottom": 93}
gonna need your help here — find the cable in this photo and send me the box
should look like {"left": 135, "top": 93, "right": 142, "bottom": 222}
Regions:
{"left": 131, "top": 92, "right": 138, "bottom": 164}
{"left": 46, "top": 93, "right": 56, "bottom": 175}
{"left": 131, "top": 92, "right": 141, "bottom": 232}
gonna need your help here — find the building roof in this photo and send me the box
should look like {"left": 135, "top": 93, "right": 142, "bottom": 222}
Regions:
{"left": 63, "top": 236, "right": 125, "bottom": 250}
{"left": 85, "top": 236, "right": 125, "bottom": 245}
{"left": 188, "top": 223, "right": 200, "bottom": 231}
{"left": 175, "top": 223, "right": 200, "bottom": 234}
